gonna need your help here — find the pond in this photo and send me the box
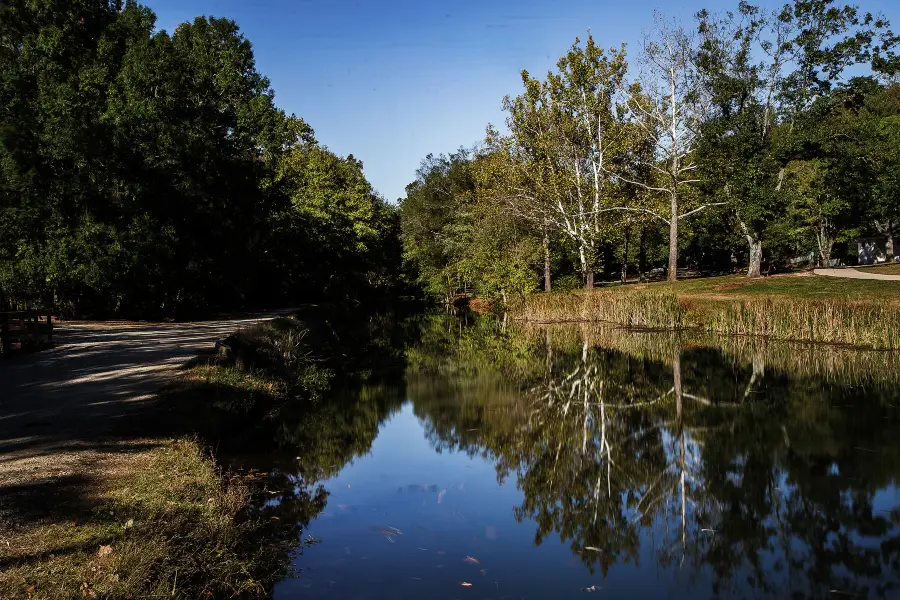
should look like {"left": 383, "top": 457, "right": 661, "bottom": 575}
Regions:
{"left": 250, "top": 313, "right": 900, "bottom": 599}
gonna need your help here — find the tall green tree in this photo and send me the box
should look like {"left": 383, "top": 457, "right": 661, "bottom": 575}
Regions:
{"left": 0, "top": 1, "right": 399, "bottom": 315}
{"left": 399, "top": 151, "right": 477, "bottom": 302}
{"left": 696, "top": 0, "right": 889, "bottom": 276}
{"left": 497, "top": 36, "right": 633, "bottom": 288}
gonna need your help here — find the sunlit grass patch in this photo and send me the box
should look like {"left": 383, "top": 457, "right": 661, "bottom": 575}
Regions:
{"left": 857, "top": 263, "right": 900, "bottom": 275}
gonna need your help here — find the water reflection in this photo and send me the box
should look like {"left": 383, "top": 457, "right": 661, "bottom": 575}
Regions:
{"left": 264, "top": 312, "right": 900, "bottom": 599}
{"left": 406, "top": 315, "right": 900, "bottom": 599}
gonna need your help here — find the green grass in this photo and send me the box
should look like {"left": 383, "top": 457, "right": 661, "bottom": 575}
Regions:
{"left": 857, "top": 263, "right": 900, "bottom": 275}
{"left": 514, "top": 274, "right": 900, "bottom": 349}
{"left": 621, "top": 273, "right": 900, "bottom": 303}
{"left": 0, "top": 440, "right": 281, "bottom": 600}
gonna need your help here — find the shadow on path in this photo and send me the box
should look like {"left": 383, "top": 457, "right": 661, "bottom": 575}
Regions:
{"left": 0, "top": 314, "right": 278, "bottom": 526}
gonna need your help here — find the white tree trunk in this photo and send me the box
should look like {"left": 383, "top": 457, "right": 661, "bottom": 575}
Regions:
{"left": 543, "top": 224, "right": 552, "bottom": 291}
{"left": 887, "top": 223, "right": 895, "bottom": 262}
{"left": 740, "top": 221, "right": 763, "bottom": 277}
{"left": 747, "top": 236, "right": 762, "bottom": 277}
{"left": 668, "top": 194, "right": 679, "bottom": 282}
{"left": 579, "top": 243, "right": 594, "bottom": 290}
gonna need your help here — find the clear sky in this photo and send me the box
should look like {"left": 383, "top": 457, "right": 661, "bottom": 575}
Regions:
{"left": 149, "top": 0, "right": 899, "bottom": 203}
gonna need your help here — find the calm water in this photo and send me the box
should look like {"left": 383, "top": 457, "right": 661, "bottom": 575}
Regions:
{"left": 258, "top": 314, "right": 900, "bottom": 599}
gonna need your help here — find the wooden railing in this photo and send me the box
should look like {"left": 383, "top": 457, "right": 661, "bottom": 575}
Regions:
{"left": 0, "top": 311, "right": 54, "bottom": 355}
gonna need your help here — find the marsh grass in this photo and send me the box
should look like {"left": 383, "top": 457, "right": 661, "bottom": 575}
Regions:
{"left": 515, "top": 287, "right": 900, "bottom": 350}
{"left": 0, "top": 440, "right": 285, "bottom": 600}
{"left": 518, "top": 289, "right": 686, "bottom": 329}
{"left": 701, "top": 297, "right": 900, "bottom": 349}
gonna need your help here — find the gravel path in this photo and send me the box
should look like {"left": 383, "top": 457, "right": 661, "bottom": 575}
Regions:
{"left": 0, "top": 314, "right": 274, "bottom": 523}
{"left": 814, "top": 268, "right": 900, "bottom": 281}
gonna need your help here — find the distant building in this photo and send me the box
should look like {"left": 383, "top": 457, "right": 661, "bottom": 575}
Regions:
{"left": 857, "top": 235, "right": 899, "bottom": 265}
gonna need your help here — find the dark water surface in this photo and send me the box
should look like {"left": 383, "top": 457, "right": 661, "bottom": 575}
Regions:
{"left": 265, "top": 315, "right": 900, "bottom": 599}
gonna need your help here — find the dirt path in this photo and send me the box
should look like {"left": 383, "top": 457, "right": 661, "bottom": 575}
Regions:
{"left": 0, "top": 314, "right": 274, "bottom": 526}
{"left": 814, "top": 267, "right": 900, "bottom": 281}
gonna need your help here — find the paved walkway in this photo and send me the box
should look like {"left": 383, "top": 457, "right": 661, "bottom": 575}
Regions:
{"left": 814, "top": 268, "right": 900, "bottom": 281}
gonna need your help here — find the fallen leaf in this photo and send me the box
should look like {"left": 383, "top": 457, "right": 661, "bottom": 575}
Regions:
{"left": 97, "top": 545, "right": 112, "bottom": 558}
{"left": 583, "top": 546, "right": 601, "bottom": 552}
{"left": 581, "top": 585, "right": 598, "bottom": 592}
{"left": 458, "top": 581, "right": 473, "bottom": 587}
{"left": 124, "top": 519, "right": 134, "bottom": 529}
{"left": 24, "top": 585, "right": 35, "bottom": 594}
{"left": 463, "top": 555, "right": 480, "bottom": 564}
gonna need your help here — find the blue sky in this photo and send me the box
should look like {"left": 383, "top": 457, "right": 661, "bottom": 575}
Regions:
{"left": 149, "top": 0, "right": 899, "bottom": 203}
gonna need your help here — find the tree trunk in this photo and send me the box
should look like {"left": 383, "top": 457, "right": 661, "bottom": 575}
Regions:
{"left": 543, "top": 224, "right": 551, "bottom": 292}
{"left": 818, "top": 237, "right": 833, "bottom": 267}
{"left": 816, "top": 218, "right": 834, "bottom": 267}
{"left": 638, "top": 228, "right": 647, "bottom": 282}
{"left": 621, "top": 219, "right": 631, "bottom": 283}
{"left": 739, "top": 221, "right": 763, "bottom": 277}
{"left": 668, "top": 194, "right": 678, "bottom": 282}
{"left": 579, "top": 245, "right": 593, "bottom": 290}
{"left": 887, "top": 221, "right": 895, "bottom": 262}
{"left": 747, "top": 236, "right": 762, "bottom": 277}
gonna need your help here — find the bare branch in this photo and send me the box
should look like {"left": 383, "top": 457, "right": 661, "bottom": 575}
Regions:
{"left": 677, "top": 201, "right": 729, "bottom": 220}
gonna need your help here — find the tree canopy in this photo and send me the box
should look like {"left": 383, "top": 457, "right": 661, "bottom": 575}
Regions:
{"left": 0, "top": 0, "right": 401, "bottom": 317}
{"left": 400, "top": 0, "right": 900, "bottom": 302}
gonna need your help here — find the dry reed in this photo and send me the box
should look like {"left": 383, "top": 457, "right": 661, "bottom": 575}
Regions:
{"left": 514, "top": 290, "right": 900, "bottom": 350}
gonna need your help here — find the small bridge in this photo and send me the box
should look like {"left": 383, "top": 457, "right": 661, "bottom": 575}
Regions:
{"left": 0, "top": 311, "right": 54, "bottom": 355}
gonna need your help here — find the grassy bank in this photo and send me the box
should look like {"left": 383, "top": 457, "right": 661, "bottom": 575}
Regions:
{"left": 0, "top": 440, "right": 280, "bottom": 600}
{"left": 0, "top": 316, "right": 339, "bottom": 600}
{"left": 514, "top": 275, "right": 900, "bottom": 349}
{"left": 858, "top": 263, "right": 900, "bottom": 275}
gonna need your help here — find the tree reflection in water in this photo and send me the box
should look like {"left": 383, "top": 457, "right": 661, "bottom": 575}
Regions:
{"left": 408, "top": 313, "right": 900, "bottom": 599}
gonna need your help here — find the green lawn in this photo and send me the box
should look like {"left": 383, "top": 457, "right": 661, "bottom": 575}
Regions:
{"left": 857, "top": 263, "right": 900, "bottom": 276}
{"left": 612, "top": 273, "right": 900, "bottom": 303}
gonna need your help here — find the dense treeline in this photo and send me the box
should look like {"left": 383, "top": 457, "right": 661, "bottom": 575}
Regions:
{"left": 400, "top": 0, "right": 900, "bottom": 302}
{"left": 0, "top": 0, "right": 400, "bottom": 317}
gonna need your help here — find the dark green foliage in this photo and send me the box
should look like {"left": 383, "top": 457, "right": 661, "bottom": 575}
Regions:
{"left": 0, "top": 1, "right": 400, "bottom": 317}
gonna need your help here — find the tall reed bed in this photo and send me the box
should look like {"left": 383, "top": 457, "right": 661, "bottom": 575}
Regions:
{"left": 514, "top": 290, "right": 900, "bottom": 350}
{"left": 702, "top": 298, "right": 900, "bottom": 350}
{"left": 516, "top": 289, "right": 686, "bottom": 330}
